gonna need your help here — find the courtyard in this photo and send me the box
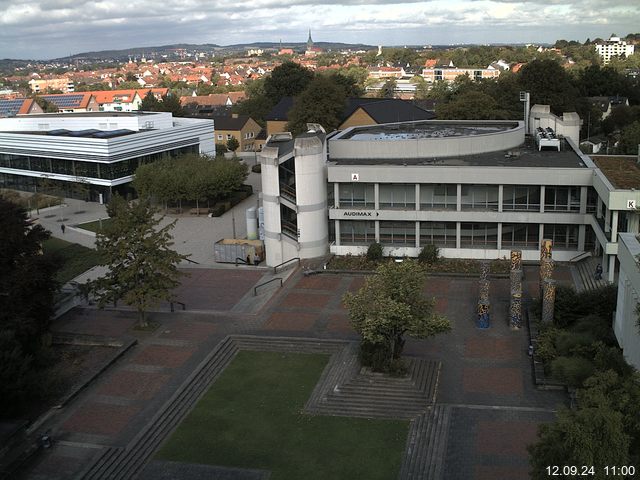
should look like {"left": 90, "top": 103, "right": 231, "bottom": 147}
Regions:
{"left": 19, "top": 264, "right": 569, "bottom": 480}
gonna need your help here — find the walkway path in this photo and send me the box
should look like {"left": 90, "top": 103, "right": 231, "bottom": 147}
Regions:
{"left": 20, "top": 264, "right": 573, "bottom": 480}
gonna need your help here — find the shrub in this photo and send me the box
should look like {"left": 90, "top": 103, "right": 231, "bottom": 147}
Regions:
{"left": 554, "top": 285, "right": 618, "bottom": 327}
{"left": 366, "top": 242, "right": 383, "bottom": 262}
{"left": 535, "top": 325, "right": 560, "bottom": 365}
{"left": 418, "top": 244, "right": 439, "bottom": 264}
{"left": 554, "top": 331, "right": 598, "bottom": 357}
{"left": 550, "top": 356, "right": 596, "bottom": 387}
{"left": 570, "top": 314, "right": 616, "bottom": 345}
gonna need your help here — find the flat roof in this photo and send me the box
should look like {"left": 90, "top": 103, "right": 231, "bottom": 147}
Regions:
{"left": 342, "top": 122, "right": 517, "bottom": 141}
{"left": 592, "top": 155, "right": 640, "bottom": 189}
{"left": 17, "top": 111, "right": 156, "bottom": 118}
{"left": 329, "top": 137, "right": 587, "bottom": 168}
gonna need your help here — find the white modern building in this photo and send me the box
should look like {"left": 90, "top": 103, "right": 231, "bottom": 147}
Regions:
{"left": 0, "top": 111, "right": 214, "bottom": 201}
{"left": 259, "top": 106, "right": 640, "bottom": 283}
{"left": 614, "top": 232, "right": 640, "bottom": 371}
{"left": 595, "top": 36, "right": 635, "bottom": 65}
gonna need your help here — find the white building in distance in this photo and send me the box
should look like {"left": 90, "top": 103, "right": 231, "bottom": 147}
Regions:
{"left": 595, "top": 36, "right": 635, "bottom": 65}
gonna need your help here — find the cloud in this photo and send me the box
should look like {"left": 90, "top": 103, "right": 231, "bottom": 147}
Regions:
{"left": 0, "top": 0, "right": 638, "bottom": 59}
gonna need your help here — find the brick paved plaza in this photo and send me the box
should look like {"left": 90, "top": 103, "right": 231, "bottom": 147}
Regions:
{"left": 21, "top": 265, "right": 570, "bottom": 480}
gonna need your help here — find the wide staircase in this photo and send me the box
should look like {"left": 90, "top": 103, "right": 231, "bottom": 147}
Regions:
{"left": 571, "top": 255, "right": 610, "bottom": 292}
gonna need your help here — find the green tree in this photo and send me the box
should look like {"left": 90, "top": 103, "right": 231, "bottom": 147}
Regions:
{"left": 87, "top": 195, "right": 188, "bottom": 327}
{"left": 140, "top": 90, "right": 161, "bottom": 111}
{"left": 343, "top": 261, "right": 451, "bottom": 371}
{"left": 529, "top": 405, "right": 630, "bottom": 480}
{"left": 519, "top": 59, "right": 579, "bottom": 114}
{"left": 34, "top": 96, "right": 59, "bottom": 113}
{"left": 0, "top": 197, "right": 58, "bottom": 415}
{"left": 437, "top": 90, "right": 509, "bottom": 120}
{"left": 264, "top": 61, "right": 314, "bottom": 104}
{"left": 619, "top": 121, "right": 640, "bottom": 154}
{"left": 226, "top": 137, "right": 240, "bottom": 152}
{"left": 377, "top": 78, "right": 397, "bottom": 98}
{"left": 286, "top": 75, "right": 347, "bottom": 134}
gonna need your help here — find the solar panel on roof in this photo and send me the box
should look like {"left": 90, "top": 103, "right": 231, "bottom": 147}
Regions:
{"left": 47, "top": 129, "right": 71, "bottom": 136}
{"left": 92, "top": 129, "right": 135, "bottom": 138}
{"left": 69, "top": 129, "right": 101, "bottom": 137}
{"left": 0, "top": 99, "right": 26, "bottom": 116}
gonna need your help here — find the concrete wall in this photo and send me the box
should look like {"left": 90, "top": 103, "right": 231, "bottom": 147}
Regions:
{"left": 614, "top": 233, "right": 640, "bottom": 370}
{"left": 329, "top": 121, "right": 524, "bottom": 159}
{"left": 529, "top": 105, "right": 581, "bottom": 145}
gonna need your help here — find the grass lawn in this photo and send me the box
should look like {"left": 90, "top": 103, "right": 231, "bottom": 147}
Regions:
{"left": 157, "top": 351, "right": 409, "bottom": 480}
{"left": 76, "top": 218, "right": 112, "bottom": 233}
{"left": 42, "top": 237, "right": 102, "bottom": 284}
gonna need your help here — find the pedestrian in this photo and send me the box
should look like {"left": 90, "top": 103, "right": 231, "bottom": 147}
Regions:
{"left": 595, "top": 263, "right": 603, "bottom": 280}
{"left": 254, "top": 253, "right": 260, "bottom": 265}
{"left": 60, "top": 223, "right": 66, "bottom": 235}
{"left": 246, "top": 254, "right": 251, "bottom": 265}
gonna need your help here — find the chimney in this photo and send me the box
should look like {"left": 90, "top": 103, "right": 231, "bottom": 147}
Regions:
{"left": 232, "top": 113, "right": 239, "bottom": 119}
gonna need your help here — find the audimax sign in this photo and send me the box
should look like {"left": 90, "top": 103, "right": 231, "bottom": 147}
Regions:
{"left": 343, "top": 211, "right": 380, "bottom": 217}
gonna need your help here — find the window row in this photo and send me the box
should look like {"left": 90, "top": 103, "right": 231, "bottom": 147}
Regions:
{"left": 0, "top": 145, "right": 198, "bottom": 180}
{"left": 338, "top": 220, "right": 580, "bottom": 249}
{"left": 333, "top": 183, "right": 595, "bottom": 213}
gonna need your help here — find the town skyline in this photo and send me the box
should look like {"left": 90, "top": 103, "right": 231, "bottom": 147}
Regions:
{"left": 1, "top": 0, "right": 639, "bottom": 60}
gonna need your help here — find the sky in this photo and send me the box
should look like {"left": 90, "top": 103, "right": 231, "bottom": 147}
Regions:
{"left": 0, "top": 0, "right": 639, "bottom": 60}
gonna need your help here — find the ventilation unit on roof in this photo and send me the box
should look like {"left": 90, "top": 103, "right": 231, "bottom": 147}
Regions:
{"left": 535, "top": 127, "right": 560, "bottom": 151}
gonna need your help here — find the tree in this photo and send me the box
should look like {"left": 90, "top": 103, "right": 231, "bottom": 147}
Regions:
{"left": 437, "top": 90, "right": 510, "bottom": 120}
{"left": 87, "top": 196, "right": 188, "bottom": 327}
{"left": 529, "top": 405, "right": 630, "bottom": 479}
{"left": 518, "top": 59, "right": 579, "bottom": 114}
{"left": 140, "top": 91, "right": 161, "bottom": 111}
{"left": 343, "top": 261, "right": 451, "bottom": 371}
{"left": 226, "top": 136, "right": 240, "bottom": 152}
{"left": 377, "top": 78, "right": 397, "bottom": 98}
{"left": 34, "top": 96, "right": 59, "bottom": 113}
{"left": 286, "top": 75, "right": 347, "bottom": 134}
{"left": 0, "top": 197, "right": 58, "bottom": 414}
{"left": 619, "top": 121, "right": 640, "bottom": 154}
{"left": 263, "top": 61, "right": 314, "bottom": 104}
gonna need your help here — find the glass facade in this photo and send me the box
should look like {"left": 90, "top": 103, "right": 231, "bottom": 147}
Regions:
{"left": 0, "top": 145, "right": 198, "bottom": 181}
{"left": 339, "top": 183, "right": 374, "bottom": 208}
{"left": 544, "top": 224, "right": 579, "bottom": 249}
{"left": 502, "top": 186, "right": 541, "bottom": 211}
{"left": 461, "top": 185, "right": 499, "bottom": 211}
{"left": 379, "top": 221, "right": 416, "bottom": 245}
{"left": 420, "top": 222, "right": 456, "bottom": 247}
{"left": 379, "top": 184, "right": 415, "bottom": 209}
{"left": 544, "top": 186, "right": 581, "bottom": 212}
{"left": 340, "top": 220, "right": 376, "bottom": 245}
{"left": 460, "top": 223, "right": 499, "bottom": 248}
{"left": 502, "top": 223, "right": 539, "bottom": 248}
{"left": 420, "top": 184, "right": 456, "bottom": 210}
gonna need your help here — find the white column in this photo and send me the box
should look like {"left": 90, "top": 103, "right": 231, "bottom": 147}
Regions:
{"left": 374, "top": 183, "right": 379, "bottom": 210}
{"left": 605, "top": 207, "right": 611, "bottom": 233}
{"left": 415, "top": 221, "right": 420, "bottom": 248}
{"left": 497, "top": 223, "right": 502, "bottom": 250}
{"left": 457, "top": 184, "right": 462, "bottom": 211}
{"left": 498, "top": 185, "right": 503, "bottom": 213}
{"left": 611, "top": 211, "right": 619, "bottom": 242}
{"left": 415, "top": 184, "right": 420, "bottom": 211}
{"left": 335, "top": 220, "right": 341, "bottom": 246}
{"left": 334, "top": 183, "right": 340, "bottom": 208}
{"left": 579, "top": 186, "right": 588, "bottom": 214}
{"left": 456, "top": 222, "right": 461, "bottom": 249}
{"left": 608, "top": 254, "right": 615, "bottom": 283}
{"left": 578, "top": 225, "right": 586, "bottom": 251}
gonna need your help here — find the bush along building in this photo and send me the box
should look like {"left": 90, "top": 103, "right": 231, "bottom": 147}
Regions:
{"left": 258, "top": 105, "right": 640, "bottom": 285}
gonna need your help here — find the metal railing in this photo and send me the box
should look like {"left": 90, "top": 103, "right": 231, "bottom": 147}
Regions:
{"left": 569, "top": 251, "right": 592, "bottom": 263}
{"left": 170, "top": 301, "right": 186, "bottom": 312}
{"left": 235, "top": 257, "right": 248, "bottom": 266}
{"left": 273, "top": 257, "right": 300, "bottom": 274}
{"left": 254, "top": 277, "right": 283, "bottom": 296}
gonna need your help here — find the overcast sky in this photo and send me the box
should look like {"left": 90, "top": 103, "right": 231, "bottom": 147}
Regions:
{"left": 1, "top": 0, "right": 638, "bottom": 60}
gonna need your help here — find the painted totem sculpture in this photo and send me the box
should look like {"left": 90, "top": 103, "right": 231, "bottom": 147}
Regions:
{"left": 477, "top": 275, "right": 490, "bottom": 329}
{"left": 542, "top": 279, "right": 556, "bottom": 323}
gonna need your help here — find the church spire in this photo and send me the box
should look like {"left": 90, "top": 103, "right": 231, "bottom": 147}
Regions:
{"left": 307, "top": 29, "right": 313, "bottom": 50}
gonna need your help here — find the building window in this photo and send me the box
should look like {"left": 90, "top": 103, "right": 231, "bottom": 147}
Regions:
{"left": 226, "top": 134, "right": 232, "bottom": 140}
{"left": 379, "top": 184, "right": 415, "bottom": 209}
{"left": 586, "top": 187, "right": 598, "bottom": 214}
{"left": 544, "top": 224, "right": 579, "bottom": 249}
{"left": 544, "top": 186, "right": 580, "bottom": 212}
{"left": 420, "top": 184, "right": 456, "bottom": 210}
{"left": 461, "top": 185, "right": 499, "bottom": 211}
{"left": 502, "top": 223, "right": 539, "bottom": 248}
{"left": 380, "top": 221, "right": 415, "bottom": 246}
{"left": 460, "top": 223, "right": 499, "bottom": 248}
{"left": 340, "top": 220, "right": 376, "bottom": 245}
{"left": 420, "top": 222, "right": 456, "bottom": 247}
{"left": 339, "top": 183, "right": 374, "bottom": 209}
{"left": 217, "top": 134, "right": 223, "bottom": 140}
{"left": 502, "top": 185, "right": 541, "bottom": 211}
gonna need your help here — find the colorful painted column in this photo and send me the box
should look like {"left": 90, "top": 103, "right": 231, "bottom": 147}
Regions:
{"left": 542, "top": 279, "right": 556, "bottom": 323}
{"left": 477, "top": 278, "right": 490, "bottom": 329}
